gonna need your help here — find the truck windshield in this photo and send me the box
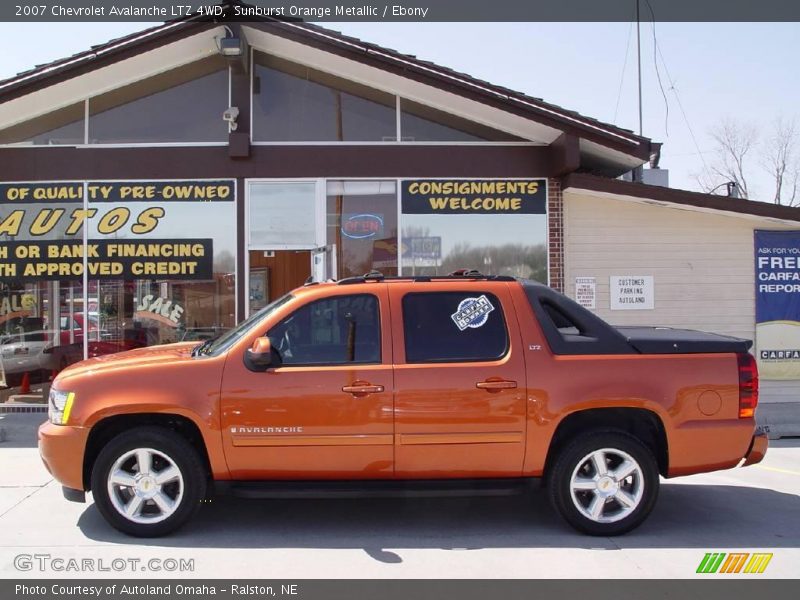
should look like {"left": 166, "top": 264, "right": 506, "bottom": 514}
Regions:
{"left": 194, "top": 294, "right": 294, "bottom": 357}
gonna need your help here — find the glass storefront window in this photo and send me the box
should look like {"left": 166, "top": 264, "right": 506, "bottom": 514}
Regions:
{"left": 88, "top": 57, "right": 229, "bottom": 144}
{"left": 400, "top": 99, "right": 524, "bottom": 142}
{"left": 0, "top": 103, "right": 85, "bottom": 146}
{"left": 249, "top": 181, "right": 320, "bottom": 248}
{"left": 0, "top": 180, "right": 237, "bottom": 395}
{"left": 399, "top": 179, "right": 548, "bottom": 281}
{"left": 326, "top": 181, "right": 398, "bottom": 278}
{"left": 252, "top": 53, "right": 397, "bottom": 142}
{"left": 86, "top": 181, "right": 237, "bottom": 357}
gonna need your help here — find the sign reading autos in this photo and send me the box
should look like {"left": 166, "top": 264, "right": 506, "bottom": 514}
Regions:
{"left": 401, "top": 180, "right": 546, "bottom": 214}
{"left": 755, "top": 230, "right": 800, "bottom": 379}
{"left": 0, "top": 180, "right": 233, "bottom": 282}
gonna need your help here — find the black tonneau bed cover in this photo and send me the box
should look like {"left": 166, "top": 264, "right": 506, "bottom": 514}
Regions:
{"left": 616, "top": 326, "right": 752, "bottom": 354}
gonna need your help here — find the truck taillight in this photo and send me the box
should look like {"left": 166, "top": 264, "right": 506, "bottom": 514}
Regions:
{"left": 737, "top": 352, "right": 759, "bottom": 419}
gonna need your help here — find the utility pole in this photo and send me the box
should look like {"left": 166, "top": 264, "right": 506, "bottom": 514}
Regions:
{"left": 636, "top": 0, "right": 643, "bottom": 137}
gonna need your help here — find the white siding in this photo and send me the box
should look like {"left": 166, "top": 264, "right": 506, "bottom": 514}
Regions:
{"left": 563, "top": 189, "right": 800, "bottom": 404}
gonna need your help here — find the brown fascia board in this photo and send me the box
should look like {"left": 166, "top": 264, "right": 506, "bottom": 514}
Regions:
{"left": 0, "top": 12, "right": 652, "bottom": 165}
{"left": 563, "top": 173, "right": 800, "bottom": 223}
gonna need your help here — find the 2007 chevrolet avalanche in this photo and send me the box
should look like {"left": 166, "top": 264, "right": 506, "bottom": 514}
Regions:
{"left": 39, "top": 273, "right": 768, "bottom": 537}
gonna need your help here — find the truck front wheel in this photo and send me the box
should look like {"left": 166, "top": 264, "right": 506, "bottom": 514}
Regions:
{"left": 547, "top": 431, "right": 659, "bottom": 536}
{"left": 90, "top": 426, "right": 206, "bottom": 537}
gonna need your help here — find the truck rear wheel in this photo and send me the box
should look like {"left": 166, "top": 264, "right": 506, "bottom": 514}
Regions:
{"left": 90, "top": 426, "right": 206, "bottom": 537}
{"left": 547, "top": 431, "right": 659, "bottom": 536}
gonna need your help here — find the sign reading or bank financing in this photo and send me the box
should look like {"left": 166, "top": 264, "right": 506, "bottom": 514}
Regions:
{"left": 401, "top": 179, "right": 546, "bottom": 214}
{"left": 754, "top": 230, "right": 800, "bottom": 379}
{"left": 0, "top": 180, "right": 233, "bottom": 282}
{"left": 575, "top": 277, "right": 596, "bottom": 309}
{"left": 610, "top": 276, "right": 654, "bottom": 310}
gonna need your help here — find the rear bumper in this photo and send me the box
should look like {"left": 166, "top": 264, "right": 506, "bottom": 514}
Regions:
{"left": 742, "top": 429, "right": 769, "bottom": 467}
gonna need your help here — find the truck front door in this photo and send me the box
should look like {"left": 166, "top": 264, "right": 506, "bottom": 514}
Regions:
{"left": 219, "top": 288, "right": 393, "bottom": 479}
{"left": 389, "top": 284, "right": 527, "bottom": 478}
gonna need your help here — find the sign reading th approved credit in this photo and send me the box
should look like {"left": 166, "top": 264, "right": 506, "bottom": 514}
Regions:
{"left": 401, "top": 179, "right": 546, "bottom": 214}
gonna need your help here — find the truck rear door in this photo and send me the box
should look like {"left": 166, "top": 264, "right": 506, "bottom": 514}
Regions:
{"left": 389, "top": 282, "right": 527, "bottom": 478}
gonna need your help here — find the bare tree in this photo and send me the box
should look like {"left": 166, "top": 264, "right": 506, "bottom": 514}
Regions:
{"left": 761, "top": 117, "right": 800, "bottom": 206}
{"left": 696, "top": 118, "right": 758, "bottom": 199}
{"left": 695, "top": 117, "right": 800, "bottom": 206}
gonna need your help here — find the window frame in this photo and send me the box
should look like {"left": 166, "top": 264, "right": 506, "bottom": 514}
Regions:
{"left": 400, "top": 290, "right": 510, "bottom": 364}
{"left": 266, "top": 293, "right": 383, "bottom": 367}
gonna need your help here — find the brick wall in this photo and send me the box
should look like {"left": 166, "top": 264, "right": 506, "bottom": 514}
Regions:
{"left": 548, "top": 178, "right": 564, "bottom": 292}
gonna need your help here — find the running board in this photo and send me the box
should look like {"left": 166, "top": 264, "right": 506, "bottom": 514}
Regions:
{"left": 217, "top": 478, "right": 537, "bottom": 500}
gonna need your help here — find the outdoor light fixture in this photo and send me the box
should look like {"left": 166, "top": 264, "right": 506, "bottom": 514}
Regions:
{"left": 218, "top": 36, "right": 242, "bottom": 57}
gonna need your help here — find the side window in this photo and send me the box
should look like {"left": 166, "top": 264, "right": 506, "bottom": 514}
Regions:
{"left": 403, "top": 292, "right": 508, "bottom": 363}
{"left": 267, "top": 294, "right": 380, "bottom": 365}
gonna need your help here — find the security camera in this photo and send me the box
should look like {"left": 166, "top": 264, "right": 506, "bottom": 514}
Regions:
{"left": 222, "top": 106, "right": 239, "bottom": 131}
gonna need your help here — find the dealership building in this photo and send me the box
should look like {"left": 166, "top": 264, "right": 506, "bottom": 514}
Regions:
{"left": 0, "top": 6, "right": 798, "bottom": 435}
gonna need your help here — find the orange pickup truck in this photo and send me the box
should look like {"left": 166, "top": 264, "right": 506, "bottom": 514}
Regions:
{"left": 39, "top": 273, "right": 768, "bottom": 537}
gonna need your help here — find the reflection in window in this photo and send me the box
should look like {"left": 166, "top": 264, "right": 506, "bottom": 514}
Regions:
{"left": 253, "top": 53, "right": 396, "bottom": 142}
{"left": 326, "top": 181, "right": 398, "bottom": 278}
{"left": 268, "top": 294, "right": 380, "bottom": 365}
{"left": 400, "top": 99, "right": 523, "bottom": 142}
{"left": 0, "top": 103, "right": 85, "bottom": 146}
{"left": 88, "top": 57, "right": 229, "bottom": 143}
{"left": 401, "top": 214, "right": 547, "bottom": 281}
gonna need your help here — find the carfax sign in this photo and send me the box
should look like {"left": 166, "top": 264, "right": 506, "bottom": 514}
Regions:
{"left": 755, "top": 230, "right": 800, "bottom": 379}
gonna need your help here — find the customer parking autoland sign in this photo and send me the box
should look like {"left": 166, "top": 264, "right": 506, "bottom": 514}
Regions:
{"left": 755, "top": 230, "right": 800, "bottom": 379}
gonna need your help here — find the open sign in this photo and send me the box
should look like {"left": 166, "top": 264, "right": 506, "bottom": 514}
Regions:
{"left": 341, "top": 214, "right": 384, "bottom": 239}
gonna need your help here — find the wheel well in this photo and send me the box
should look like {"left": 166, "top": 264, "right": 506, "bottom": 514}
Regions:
{"left": 544, "top": 408, "right": 669, "bottom": 478}
{"left": 82, "top": 413, "right": 212, "bottom": 490}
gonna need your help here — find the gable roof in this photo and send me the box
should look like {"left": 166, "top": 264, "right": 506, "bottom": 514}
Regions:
{"left": 0, "top": 1, "right": 655, "bottom": 172}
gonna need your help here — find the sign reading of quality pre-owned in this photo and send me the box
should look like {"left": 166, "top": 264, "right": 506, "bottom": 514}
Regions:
{"left": 401, "top": 180, "right": 546, "bottom": 214}
{"left": 755, "top": 230, "right": 800, "bottom": 379}
{"left": 610, "top": 276, "right": 654, "bottom": 310}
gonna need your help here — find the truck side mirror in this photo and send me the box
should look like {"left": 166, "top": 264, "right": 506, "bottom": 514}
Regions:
{"left": 245, "top": 336, "right": 274, "bottom": 371}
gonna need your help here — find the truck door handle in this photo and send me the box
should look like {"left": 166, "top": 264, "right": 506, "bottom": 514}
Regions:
{"left": 342, "top": 383, "right": 385, "bottom": 396}
{"left": 476, "top": 379, "right": 517, "bottom": 392}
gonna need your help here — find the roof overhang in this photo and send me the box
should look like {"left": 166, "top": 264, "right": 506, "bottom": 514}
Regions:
{"left": 563, "top": 173, "right": 800, "bottom": 225}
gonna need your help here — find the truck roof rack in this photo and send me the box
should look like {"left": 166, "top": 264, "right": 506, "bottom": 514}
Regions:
{"left": 337, "top": 269, "right": 516, "bottom": 285}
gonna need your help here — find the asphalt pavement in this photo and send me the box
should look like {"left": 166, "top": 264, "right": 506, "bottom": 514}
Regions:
{"left": 1, "top": 412, "right": 798, "bottom": 579}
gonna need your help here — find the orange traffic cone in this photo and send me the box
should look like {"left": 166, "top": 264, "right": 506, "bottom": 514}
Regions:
{"left": 20, "top": 372, "right": 30, "bottom": 394}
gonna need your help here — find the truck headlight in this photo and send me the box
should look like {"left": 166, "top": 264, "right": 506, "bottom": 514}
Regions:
{"left": 49, "top": 390, "right": 75, "bottom": 425}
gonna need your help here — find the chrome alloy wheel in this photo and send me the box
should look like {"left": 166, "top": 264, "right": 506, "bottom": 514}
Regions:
{"left": 107, "top": 448, "right": 184, "bottom": 524}
{"left": 569, "top": 448, "right": 644, "bottom": 523}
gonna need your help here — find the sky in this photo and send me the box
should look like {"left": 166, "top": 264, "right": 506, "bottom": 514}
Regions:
{"left": 1, "top": 21, "right": 799, "bottom": 202}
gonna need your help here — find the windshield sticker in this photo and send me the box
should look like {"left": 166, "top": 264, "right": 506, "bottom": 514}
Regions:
{"left": 451, "top": 295, "right": 495, "bottom": 331}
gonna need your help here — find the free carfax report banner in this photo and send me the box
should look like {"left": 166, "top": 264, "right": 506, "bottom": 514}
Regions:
{"left": 755, "top": 229, "right": 800, "bottom": 379}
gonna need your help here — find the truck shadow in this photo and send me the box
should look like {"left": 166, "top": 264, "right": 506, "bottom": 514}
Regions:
{"left": 76, "top": 482, "right": 800, "bottom": 555}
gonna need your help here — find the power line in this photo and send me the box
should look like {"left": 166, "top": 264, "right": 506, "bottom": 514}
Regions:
{"left": 653, "top": 38, "right": 709, "bottom": 172}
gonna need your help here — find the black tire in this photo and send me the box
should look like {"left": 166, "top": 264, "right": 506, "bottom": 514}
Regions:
{"left": 90, "top": 426, "right": 206, "bottom": 537}
{"left": 547, "top": 430, "right": 659, "bottom": 536}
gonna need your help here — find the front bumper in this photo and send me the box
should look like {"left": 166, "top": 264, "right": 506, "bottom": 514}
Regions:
{"left": 742, "top": 429, "right": 769, "bottom": 467}
{"left": 38, "top": 421, "right": 89, "bottom": 491}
